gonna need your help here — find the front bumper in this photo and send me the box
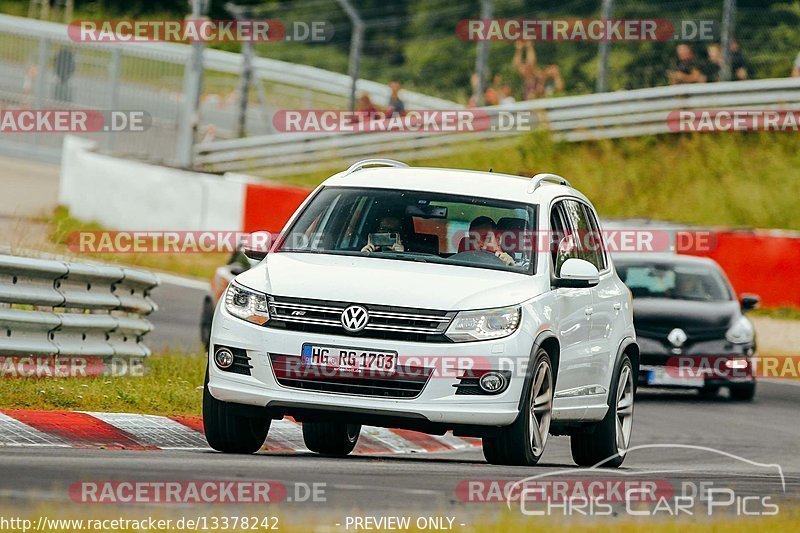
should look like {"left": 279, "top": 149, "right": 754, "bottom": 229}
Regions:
{"left": 208, "top": 305, "right": 538, "bottom": 427}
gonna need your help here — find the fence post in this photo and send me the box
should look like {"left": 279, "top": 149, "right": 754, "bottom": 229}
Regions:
{"left": 595, "top": 0, "right": 614, "bottom": 92}
{"left": 471, "top": 0, "right": 494, "bottom": 106}
{"left": 175, "top": 0, "right": 208, "bottom": 167}
{"left": 336, "top": 0, "right": 364, "bottom": 112}
{"left": 106, "top": 48, "right": 121, "bottom": 151}
{"left": 720, "top": 0, "right": 736, "bottom": 81}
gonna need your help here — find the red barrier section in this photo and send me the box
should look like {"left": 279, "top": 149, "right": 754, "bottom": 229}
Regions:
{"left": 686, "top": 231, "right": 800, "bottom": 308}
{"left": 243, "top": 182, "right": 311, "bottom": 233}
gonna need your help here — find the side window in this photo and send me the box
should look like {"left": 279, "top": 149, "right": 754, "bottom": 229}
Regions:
{"left": 581, "top": 204, "right": 607, "bottom": 271}
{"left": 561, "top": 200, "right": 604, "bottom": 271}
{"left": 549, "top": 202, "right": 573, "bottom": 276}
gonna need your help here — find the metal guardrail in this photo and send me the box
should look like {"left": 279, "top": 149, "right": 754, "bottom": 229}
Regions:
{"left": 194, "top": 77, "right": 800, "bottom": 177}
{"left": 0, "top": 14, "right": 458, "bottom": 164}
{"left": 0, "top": 255, "right": 159, "bottom": 362}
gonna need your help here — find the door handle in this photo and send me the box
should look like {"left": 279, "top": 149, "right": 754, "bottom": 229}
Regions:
{"left": 613, "top": 303, "right": 622, "bottom": 311}
{"left": 585, "top": 307, "right": 594, "bottom": 316}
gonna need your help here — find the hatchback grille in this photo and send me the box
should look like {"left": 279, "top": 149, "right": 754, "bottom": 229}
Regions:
{"left": 269, "top": 354, "right": 432, "bottom": 399}
{"left": 266, "top": 296, "right": 455, "bottom": 343}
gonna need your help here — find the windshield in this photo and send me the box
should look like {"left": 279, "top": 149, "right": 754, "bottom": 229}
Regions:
{"left": 616, "top": 261, "right": 733, "bottom": 302}
{"left": 276, "top": 186, "right": 537, "bottom": 274}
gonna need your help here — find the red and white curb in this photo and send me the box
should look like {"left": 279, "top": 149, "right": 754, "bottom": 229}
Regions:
{"left": 0, "top": 410, "right": 480, "bottom": 454}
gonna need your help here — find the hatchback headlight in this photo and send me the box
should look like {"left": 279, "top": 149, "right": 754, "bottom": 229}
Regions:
{"left": 726, "top": 316, "right": 754, "bottom": 344}
{"left": 224, "top": 282, "right": 270, "bottom": 325}
{"left": 445, "top": 306, "right": 521, "bottom": 342}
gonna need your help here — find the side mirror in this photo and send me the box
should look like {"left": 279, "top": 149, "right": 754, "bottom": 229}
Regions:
{"left": 242, "top": 231, "right": 273, "bottom": 262}
{"left": 740, "top": 293, "right": 760, "bottom": 312}
{"left": 555, "top": 258, "right": 600, "bottom": 288}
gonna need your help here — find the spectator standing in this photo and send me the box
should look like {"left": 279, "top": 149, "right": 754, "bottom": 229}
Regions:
{"left": 668, "top": 44, "right": 706, "bottom": 84}
{"left": 729, "top": 40, "right": 749, "bottom": 80}
{"left": 387, "top": 81, "right": 405, "bottom": 116}
{"left": 793, "top": 52, "right": 800, "bottom": 77}
{"left": 513, "top": 41, "right": 563, "bottom": 99}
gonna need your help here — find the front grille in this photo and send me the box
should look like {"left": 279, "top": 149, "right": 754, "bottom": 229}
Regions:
{"left": 269, "top": 354, "right": 433, "bottom": 399}
{"left": 636, "top": 326, "right": 728, "bottom": 343}
{"left": 266, "top": 295, "right": 455, "bottom": 343}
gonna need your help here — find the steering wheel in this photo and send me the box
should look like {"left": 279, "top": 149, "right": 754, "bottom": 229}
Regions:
{"left": 449, "top": 250, "right": 507, "bottom": 266}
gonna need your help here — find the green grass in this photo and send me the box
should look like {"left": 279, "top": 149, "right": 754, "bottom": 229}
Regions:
{"left": 278, "top": 132, "right": 800, "bottom": 231}
{"left": 1, "top": 351, "right": 206, "bottom": 415}
{"left": 46, "top": 206, "right": 227, "bottom": 280}
{"left": 752, "top": 307, "right": 800, "bottom": 321}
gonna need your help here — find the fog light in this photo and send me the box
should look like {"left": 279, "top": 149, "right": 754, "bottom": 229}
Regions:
{"left": 479, "top": 371, "right": 507, "bottom": 393}
{"left": 214, "top": 347, "right": 234, "bottom": 369}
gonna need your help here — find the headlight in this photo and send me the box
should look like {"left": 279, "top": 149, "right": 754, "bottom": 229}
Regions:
{"left": 224, "top": 282, "right": 270, "bottom": 325}
{"left": 445, "top": 306, "right": 521, "bottom": 342}
{"left": 726, "top": 316, "right": 754, "bottom": 344}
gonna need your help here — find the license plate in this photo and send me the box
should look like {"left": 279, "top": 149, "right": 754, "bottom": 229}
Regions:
{"left": 644, "top": 365, "right": 704, "bottom": 388}
{"left": 301, "top": 344, "right": 398, "bottom": 373}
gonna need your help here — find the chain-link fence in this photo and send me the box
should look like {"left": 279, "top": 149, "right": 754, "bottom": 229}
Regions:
{"left": 253, "top": 0, "right": 797, "bottom": 105}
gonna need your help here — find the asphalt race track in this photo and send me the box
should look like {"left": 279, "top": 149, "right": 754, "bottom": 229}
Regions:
{"left": 1, "top": 281, "right": 799, "bottom": 523}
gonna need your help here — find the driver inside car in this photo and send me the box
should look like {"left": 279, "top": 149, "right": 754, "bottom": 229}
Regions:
{"left": 468, "top": 216, "right": 515, "bottom": 266}
{"left": 361, "top": 215, "right": 406, "bottom": 253}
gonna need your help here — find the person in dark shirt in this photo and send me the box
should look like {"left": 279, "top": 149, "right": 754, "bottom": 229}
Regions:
{"left": 668, "top": 44, "right": 706, "bottom": 84}
{"left": 729, "top": 40, "right": 749, "bottom": 80}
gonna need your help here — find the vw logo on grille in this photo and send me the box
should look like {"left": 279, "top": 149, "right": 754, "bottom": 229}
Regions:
{"left": 341, "top": 305, "right": 369, "bottom": 333}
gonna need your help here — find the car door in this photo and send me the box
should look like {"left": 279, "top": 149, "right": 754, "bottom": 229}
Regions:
{"left": 578, "top": 202, "right": 620, "bottom": 382}
{"left": 549, "top": 200, "right": 593, "bottom": 394}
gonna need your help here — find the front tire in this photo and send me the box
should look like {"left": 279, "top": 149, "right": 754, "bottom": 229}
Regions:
{"left": 203, "top": 369, "right": 270, "bottom": 454}
{"left": 302, "top": 422, "right": 361, "bottom": 456}
{"left": 729, "top": 382, "right": 756, "bottom": 402}
{"left": 482, "top": 348, "right": 554, "bottom": 466}
{"left": 570, "top": 354, "right": 634, "bottom": 468}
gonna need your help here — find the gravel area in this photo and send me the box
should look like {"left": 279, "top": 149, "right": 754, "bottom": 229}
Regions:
{"left": 751, "top": 316, "right": 800, "bottom": 355}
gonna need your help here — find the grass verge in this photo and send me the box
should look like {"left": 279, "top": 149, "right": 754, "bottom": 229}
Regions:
{"left": 45, "top": 206, "right": 226, "bottom": 280}
{"left": 278, "top": 132, "right": 800, "bottom": 231}
{"left": 0, "top": 351, "right": 206, "bottom": 416}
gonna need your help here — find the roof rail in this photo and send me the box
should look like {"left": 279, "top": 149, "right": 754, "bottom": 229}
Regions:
{"left": 527, "top": 173, "right": 571, "bottom": 193}
{"left": 345, "top": 159, "right": 409, "bottom": 175}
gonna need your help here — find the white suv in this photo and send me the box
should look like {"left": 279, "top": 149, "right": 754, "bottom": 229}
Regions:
{"left": 205, "top": 160, "right": 638, "bottom": 467}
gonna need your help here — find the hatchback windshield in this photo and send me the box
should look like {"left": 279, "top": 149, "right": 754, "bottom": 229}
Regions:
{"left": 615, "top": 261, "right": 733, "bottom": 302}
{"left": 277, "top": 187, "right": 537, "bottom": 273}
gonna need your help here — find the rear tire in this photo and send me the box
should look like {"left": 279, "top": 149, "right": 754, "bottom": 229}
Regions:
{"left": 729, "top": 382, "right": 756, "bottom": 402}
{"left": 482, "top": 348, "right": 553, "bottom": 466}
{"left": 570, "top": 354, "right": 634, "bottom": 468}
{"left": 203, "top": 369, "right": 270, "bottom": 454}
{"left": 302, "top": 422, "right": 361, "bottom": 456}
